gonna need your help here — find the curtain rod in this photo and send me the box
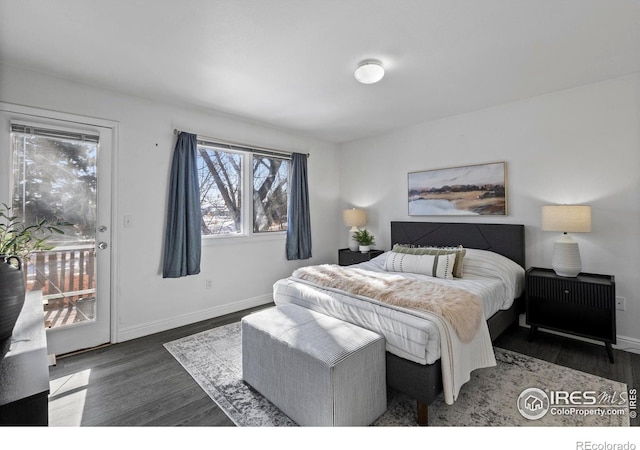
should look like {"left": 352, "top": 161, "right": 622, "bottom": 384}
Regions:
{"left": 173, "top": 129, "right": 309, "bottom": 159}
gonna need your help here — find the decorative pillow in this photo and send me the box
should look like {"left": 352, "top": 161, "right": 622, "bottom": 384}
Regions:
{"left": 384, "top": 251, "right": 456, "bottom": 279}
{"left": 461, "top": 248, "right": 525, "bottom": 299}
{"left": 392, "top": 244, "right": 466, "bottom": 278}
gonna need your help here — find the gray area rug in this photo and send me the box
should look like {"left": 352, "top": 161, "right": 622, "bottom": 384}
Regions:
{"left": 164, "top": 322, "right": 629, "bottom": 427}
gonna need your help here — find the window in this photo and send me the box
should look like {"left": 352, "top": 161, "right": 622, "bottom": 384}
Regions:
{"left": 9, "top": 123, "right": 101, "bottom": 328}
{"left": 198, "top": 144, "right": 242, "bottom": 235}
{"left": 197, "top": 140, "right": 289, "bottom": 237}
{"left": 11, "top": 124, "right": 98, "bottom": 245}
{"left": 252, "top": 155, "right": 288, "bottom": 233}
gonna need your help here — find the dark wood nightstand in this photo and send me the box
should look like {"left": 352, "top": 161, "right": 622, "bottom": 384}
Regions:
{"left": 338, "top": 248, "right": 384, "bottom": 266}
{"left": 525, "top": 267, "right": 616, "bottom": 363}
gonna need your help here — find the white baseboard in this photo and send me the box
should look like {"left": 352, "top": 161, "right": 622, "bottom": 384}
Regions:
{"left": 613, "top": 335, "right": 640, "bottom": 355}
{"left": 116, "top": 294, "right": 273, "bottom": 343}
{"left": 517, "top": 314, "right": 640, "bottom": 355}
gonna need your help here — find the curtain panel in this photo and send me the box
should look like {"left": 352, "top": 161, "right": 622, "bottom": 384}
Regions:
{"left": 162, "top": 132, "right": 202, "bottom": 278}
{"left": 286, "top": 152, "right": 312, "bottom": 260}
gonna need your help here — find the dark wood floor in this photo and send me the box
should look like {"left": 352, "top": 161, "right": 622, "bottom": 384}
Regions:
{"left": 48, "top": 307, "right": 640, "bottom": 426}
{"left": 494, "top": 326, "right": 640, "bottom": 427}
{"left": 48, "top": 305, "right": 270, "bottom": 426}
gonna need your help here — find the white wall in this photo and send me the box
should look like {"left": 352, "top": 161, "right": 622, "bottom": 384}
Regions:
{"left": 0, "top": 63, "right": 340, "bottom": 342}
{"left": 339, "top": 74, "right": 640, "bottom": 349}
{"left": 3, "top": 62, "right": 638, "bottom": 351}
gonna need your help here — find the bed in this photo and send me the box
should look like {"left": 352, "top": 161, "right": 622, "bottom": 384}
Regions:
{"left": 273, "top": 221, "right": 525, "bottom": 425}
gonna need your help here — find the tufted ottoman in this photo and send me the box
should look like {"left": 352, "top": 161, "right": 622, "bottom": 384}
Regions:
{"left": 241, "top": 303, "right": 387, "bottom": 426}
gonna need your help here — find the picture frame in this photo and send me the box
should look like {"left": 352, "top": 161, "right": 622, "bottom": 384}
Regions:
{"left": 408, "top": 161, "right": 507, "bottom": 216}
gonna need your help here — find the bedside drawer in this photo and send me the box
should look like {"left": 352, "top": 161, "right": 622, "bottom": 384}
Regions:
{"left": 340, "top": 252, "right": 363, "bottom": 266}
{"left": 338, "top": 249, "right": 384, "bottom": 266}
{"left": 525, "top": 267, "right": 616, "bottom": 362}
{"left": 527, "top": 277, "right": 614, "bottom": 308}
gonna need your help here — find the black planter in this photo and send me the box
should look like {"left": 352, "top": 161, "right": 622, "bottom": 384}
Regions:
{"left": 0, "top": 255, "right": 26, "bottom": 342}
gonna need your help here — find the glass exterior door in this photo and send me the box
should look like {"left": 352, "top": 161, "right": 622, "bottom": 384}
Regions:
{"left": 1, "top": 107, "right": 113, "bottom": 356}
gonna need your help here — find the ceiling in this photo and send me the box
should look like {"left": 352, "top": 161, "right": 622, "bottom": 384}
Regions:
{"left": 1, "top": 0, "right": 639, "bottom": 144}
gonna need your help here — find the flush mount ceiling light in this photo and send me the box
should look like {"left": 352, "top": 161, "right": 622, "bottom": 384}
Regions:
{"left": 354, "top": 59, "right": 385, "bottom": 84}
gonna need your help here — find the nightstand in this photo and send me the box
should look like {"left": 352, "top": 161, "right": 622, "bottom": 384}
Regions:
{"left": 338, "top": 248, "right": 384, "bottom": 266}
{"left": 525, "top": 267, "right": 616, "bottom": 363}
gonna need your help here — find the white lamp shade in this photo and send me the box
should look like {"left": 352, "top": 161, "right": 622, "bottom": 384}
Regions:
{"left": 343, "top": 208, "right": 367, "bottom": 228}
{"left": 354, "top": 60, "right": 385, "bottom": 84}
{"left": 542, "top": 205, "right": 591, "bottom": 233}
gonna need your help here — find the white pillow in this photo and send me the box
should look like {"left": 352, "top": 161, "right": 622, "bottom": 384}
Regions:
{"left": 462, "top": 249, "right": 522, "bottom": 278}
{"left": 462, "top": 248, "right": 525, "bottom": 298}
{"left": 384, "top": 251, "right": 456, "bottom": 279}
{"left": 391, "top": 244, "right": 466, "bottom": 278}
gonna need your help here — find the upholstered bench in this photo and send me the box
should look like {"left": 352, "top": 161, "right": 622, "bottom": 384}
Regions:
{"left": 241, "top": 303, "right": 387, "bottom": 426}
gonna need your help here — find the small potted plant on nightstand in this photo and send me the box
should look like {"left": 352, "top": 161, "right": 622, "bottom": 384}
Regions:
{"left": 352, "top": 228, "right": 375, "bottom": 253}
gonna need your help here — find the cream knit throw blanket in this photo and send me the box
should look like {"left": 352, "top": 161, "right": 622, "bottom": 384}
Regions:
{"left": 292, "top": 264, "right": 482, "bottom": 342}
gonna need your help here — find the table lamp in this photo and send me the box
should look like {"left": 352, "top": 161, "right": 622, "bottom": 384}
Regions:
{"left": 343, "top": 208, "right": 366, "bottom": 251}
{"left": 542, "top": 205, "right": 591, "bottom": 277}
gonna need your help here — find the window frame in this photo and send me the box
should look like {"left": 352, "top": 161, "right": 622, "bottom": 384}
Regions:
{"left": 196, "top": 140, "right": 290, "bottom": 242}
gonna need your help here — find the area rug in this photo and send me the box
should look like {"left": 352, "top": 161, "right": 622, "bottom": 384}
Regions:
{"left": 164, "top": 322, "right": 629, "bottom": 427}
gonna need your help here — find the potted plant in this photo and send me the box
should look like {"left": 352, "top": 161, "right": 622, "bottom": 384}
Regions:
{"left": 352, "top": 228, "right": 375, "bottom": 253}
{"left": 0, "top": 203, "right": 66, "bottom": 341}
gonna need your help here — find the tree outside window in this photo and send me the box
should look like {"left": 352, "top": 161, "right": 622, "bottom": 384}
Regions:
{"left": 197, "top": 144, "right": 289, "bottom": 236}
{"left": 252, "top": 155, "right": 288, "bottom": 233}
{"left": 12, "top": 132, "right": 97, "bottom": 245}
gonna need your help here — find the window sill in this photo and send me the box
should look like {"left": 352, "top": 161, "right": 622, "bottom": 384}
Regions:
{"left": 202, "top": 231, "right": 286, "bottom": 247}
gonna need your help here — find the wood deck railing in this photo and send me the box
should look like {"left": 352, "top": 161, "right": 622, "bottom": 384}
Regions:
{"left": 25, "top": 244, "right": 96, "bottom": 328}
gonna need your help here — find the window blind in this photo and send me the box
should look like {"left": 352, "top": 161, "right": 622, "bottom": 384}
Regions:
{"left": 11, "top": 123, "right": 100, "bottom": 143}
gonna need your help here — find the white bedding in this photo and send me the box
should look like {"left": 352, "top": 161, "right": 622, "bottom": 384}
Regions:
{"left": 272, "top": 249, "right": 524, "bottom": 366}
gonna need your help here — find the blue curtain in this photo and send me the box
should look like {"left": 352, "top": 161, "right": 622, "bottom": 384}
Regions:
{"left": 286, "top": 152, "right": 312, "bottom": 260}
{"left": 162, "top": 132, "right": 202, "bottom": 278}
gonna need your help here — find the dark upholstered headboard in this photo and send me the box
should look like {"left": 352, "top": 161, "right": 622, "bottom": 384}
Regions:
{"left": 390, "top": 221, "right": 525, "bottom": 268}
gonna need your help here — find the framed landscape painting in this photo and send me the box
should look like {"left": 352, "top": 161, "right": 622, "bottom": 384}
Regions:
{"left": 408, "top": 161, "right": 507, "bottom": 216}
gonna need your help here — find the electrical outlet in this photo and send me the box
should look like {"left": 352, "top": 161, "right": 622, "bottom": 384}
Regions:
{"left": 615, "top": 296, "right": 625, "bottom": 311}
{"left": 205, "top": 279, "right": 212, "bottom": 290}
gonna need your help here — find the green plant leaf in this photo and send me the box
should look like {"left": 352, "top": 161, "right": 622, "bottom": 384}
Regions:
{"left": 0, "top": 204, "right": 68, "bottom": 259}
{"left": 353, "top": 228, "right": 375, "bottom": 246}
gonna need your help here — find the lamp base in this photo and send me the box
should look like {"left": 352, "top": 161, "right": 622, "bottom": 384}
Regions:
{"left": 551, "top": 235, "right": 582, "bottom": 277}
{"left": 348, "top": 229, "right": 358, "bottom": 251}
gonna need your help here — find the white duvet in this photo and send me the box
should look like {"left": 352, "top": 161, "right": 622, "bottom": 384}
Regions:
{"left": 272, "top": 249, "right": 524, "bottom": 366}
